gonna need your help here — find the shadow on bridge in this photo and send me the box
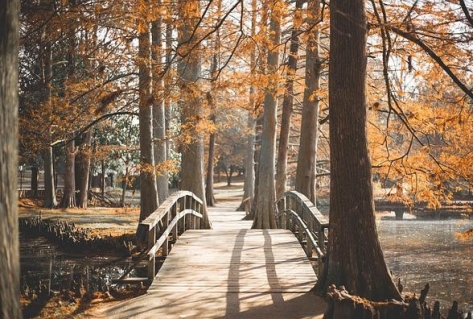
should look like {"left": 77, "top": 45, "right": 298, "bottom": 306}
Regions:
{"left": 92, "top": 192, "right": 327, "bottom": 319}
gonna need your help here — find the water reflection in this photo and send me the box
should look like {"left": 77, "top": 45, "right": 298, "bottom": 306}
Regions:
{"left": 377, "top": 218, "right": 473, "bottom": 314}
{"left": 20, "top": 234, "right": 140, "bottom": 298}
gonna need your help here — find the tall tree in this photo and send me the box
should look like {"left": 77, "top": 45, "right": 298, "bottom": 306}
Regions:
{"left": 59, "top": 0, "right": 79, "bottom": 208}
{"left": 239, "top": 0, "right": 258, "bottom": 214}
{"left": 136, "top": 4, "right": 160, "bottom": 242}
{"left": 177, "top": 0, "right": 211, "bottom": 228}
{"left": 276, "top": 0, "right": 304, "bottom": 200}
{"left": 0, "top": 0, "right": 22, "bottom": 317}
{"left": 294, "top": 0, "right": 322, "bottom": 203}
{"left": 40, "top": 0, "right": 57, "bottom": 208}
{"left": 205, "top": 0, "right": 222, "bottom": 207}
{"left": 314, "top": 0, "right": 402, "bottom": 301}
{"left": 252, "top": 0, "right": 283, "bottom": 229}
{"left": 152, "top": 0, "right": 169, "bottom": 204}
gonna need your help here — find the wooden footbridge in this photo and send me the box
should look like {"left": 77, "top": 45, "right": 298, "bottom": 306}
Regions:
{"left": 96, "top": 191, "right": 329, "bottom": 319}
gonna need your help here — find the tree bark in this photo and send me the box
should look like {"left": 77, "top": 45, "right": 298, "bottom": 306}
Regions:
{"left": 31, "top": 165, "right": 39, "bottom": 197}
{"left": 252, "top": 0, "right": 282, "bottom": 229}
{"left": 151, "top": 5, "right": 169, "bottom": 204}
{"left": 205, "top": 6, "right": 221, "bottom": 207}
{"left": 295, "top": 0, "right": 322, "bottom": 204}
{"left": 314, "top": 0, "right": 402, "bottom": 301}
{"left": 41, "top": 0, "right": 57, "bottom": 208}
{"left": 0, "top": 0, "right": 22, "bottom": 317}
{"left": 136, "top": 12, "right": 159, "bottom": 243}
{"left": 205, "top": 126, "right": 217, "bottom": 206}
{"left": 60, "top": 137, "right": 77, "bottom": 208}
{"left": 238, "top": 0, "right": 257, "bottom": 215}
{"left": 276, "top": 0, "right": 303, "bottom": 200}
{"left": 177, "top": 0, "right": 211, "bottom": 229}
{"left": 77, "top": 129, "right": 92, "bottom": 208}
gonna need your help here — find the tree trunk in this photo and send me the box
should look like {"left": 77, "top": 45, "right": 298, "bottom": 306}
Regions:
{"left": 120, "top": 165, "right": 129, "bottom": 207}
{"left": 276, "top": 0, "right": 303, "bottom": 200}
{"left": 295, "top": 0, "right": 322, "bottom": 204}
{"left": 43, "top": 143, "right": 57, "bottom": 208}
{"left": 238, "top": 0, "right": 257, "bottom": 215}
{"left": 41, "top": 0, "right": 57, "bottom": 208}
{"left": 101, "top": 160, "right": 105, "bottom": 198}
{"left": 0, "top": 0, "right": 22, "bottom": 316}
{"left": 31, "top": 165, "right": 39, "bottom": 197}
{"left": 238, "top": 114, "right": 256, "bottom": 214}
{"left": 205, "top": 9, "right": 221, "bottom": 207}
{"left": 136, "top": 11, "right": 159, "bottom": 241}
{"left": 177, "top": 0, "right": 210, "bottom": 229}
{"left": 205, "top": 129, "right": 216, "bottom": 206}
{"left": 252, "top": 1, "right": 282, "bottom": 229}
{"left": 60, "top": 137, "right": 76, "bottom": 208}
{"left": 77, "top": 129, "right": 92, "bottom": 208}
{"left": 151, "top": 6, "right": 169, "bottom": 204}
{"left": 314, "top": 0, "right": 402, "bottom": 301}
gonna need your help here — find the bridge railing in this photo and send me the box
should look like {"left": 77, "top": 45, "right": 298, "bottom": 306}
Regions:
{"left": 276, "top": 191, "right": 329, "bottom": 276}
{"left": 139, "top": 191, "right": 204, "bottom": 281}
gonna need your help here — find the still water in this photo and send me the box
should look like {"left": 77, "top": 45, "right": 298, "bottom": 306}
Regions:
{"left": 377, "top": 218, "right": 473, "bottom": 314}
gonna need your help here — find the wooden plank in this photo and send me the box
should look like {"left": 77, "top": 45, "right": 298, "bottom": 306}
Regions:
{"left": 99, "top": 205, "right": 326, "bottom": 318}
{"left": 149, "top": 229, "right": 318, "bottom": 295}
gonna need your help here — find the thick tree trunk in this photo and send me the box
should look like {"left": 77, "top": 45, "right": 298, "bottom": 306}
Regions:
{"left": 0, "top": 0, "right": 22, "bottom": 317}
{"left": 177, "top": 0, "right": 210, "bottom": 229}
{"left": 276, "top": 0, "right": 303, "bottom": 200}
{"left": 136, "top": 13, "right": 159, "bottom": 243}
{"left": 295, "top": 0, "right": 322, "bottom": 204}
{"left": 253, "top": 1, "right": 281, "bottom": 229}
{"left": 77, "top": 129, "right": 92, "bottom": 208}
{"left": 151, "top": 8, "right": 169, "bottom": 204}
{"left": 238, "top": 0, "right": 257, "bottom": 215}
{"left": 314, "top": 0, "right": 402, "bottom": 301}
{"left": 238, "top": 114, "right": 256, "bottom": 214}
{"left": 60, "top": 138, "right": 76, "bottom": 208}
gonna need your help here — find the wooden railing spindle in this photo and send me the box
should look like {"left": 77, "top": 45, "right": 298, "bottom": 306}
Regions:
{"left": 140, "top": 191, "right": 206, "bottom": 282}
{"left": 276, "top": 191, "right": 329, "bottom": 277}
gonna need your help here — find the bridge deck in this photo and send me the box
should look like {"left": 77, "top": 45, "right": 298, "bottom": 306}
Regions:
{"left": 99, "top": 202, "right": 326, "bottom": 318}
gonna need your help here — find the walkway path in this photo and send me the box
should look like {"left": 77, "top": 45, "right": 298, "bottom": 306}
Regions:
{"left": 95, "top": 200, "right": 326, "bottom": 319}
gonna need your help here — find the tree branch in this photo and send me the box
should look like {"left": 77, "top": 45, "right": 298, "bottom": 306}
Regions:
{"left": 460, "top": 0, "right": 473, "bottom": 26}
{"left": 384, "top": 24, "right": 473, "bottom": 98}
{"left": 52, "top": 111, "right": 138, "bottom": 147}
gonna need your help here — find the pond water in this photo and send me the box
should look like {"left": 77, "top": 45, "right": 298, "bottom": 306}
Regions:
{"left": 20, "top": 234, "right": 143, "bottom": 297}
{"left": 377, "top": 218, "right": 473, "bottom": 314}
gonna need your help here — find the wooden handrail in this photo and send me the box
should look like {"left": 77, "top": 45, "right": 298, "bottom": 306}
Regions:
{"left": 138, "top": 191, "right": 205, "bottom": 281}
{"left": 276, "top": 191, "right": 329, "bottom": 276}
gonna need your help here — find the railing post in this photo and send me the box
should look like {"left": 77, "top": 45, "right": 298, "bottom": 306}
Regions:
{"left": 172, "top": 203, "right": 178, "bottom": 244}
{"left": 306, "top": 217, "right": 313, "bottom": 258}
{"left": 278, "top": 198, "right": 286, "bottom": 229}
{"left": 180, "top": 196, "right": 186, "bottom": 234}
{"left": 318, "top": 225, "right": 326, "bottom": 276}
{"left": 192, "top": 197, "right": 197, "bottom": 229}
{"left": 198, "top": 201, "right": 203, "bottom": 229}
{"left": 162, "top": 211, "right": 169, "bottom": 256}
{"left": 148, "top": 227, "right": 156, "bottom": 281}
{"left": 285, "top": 196, "right": 294, "bottom": 229}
